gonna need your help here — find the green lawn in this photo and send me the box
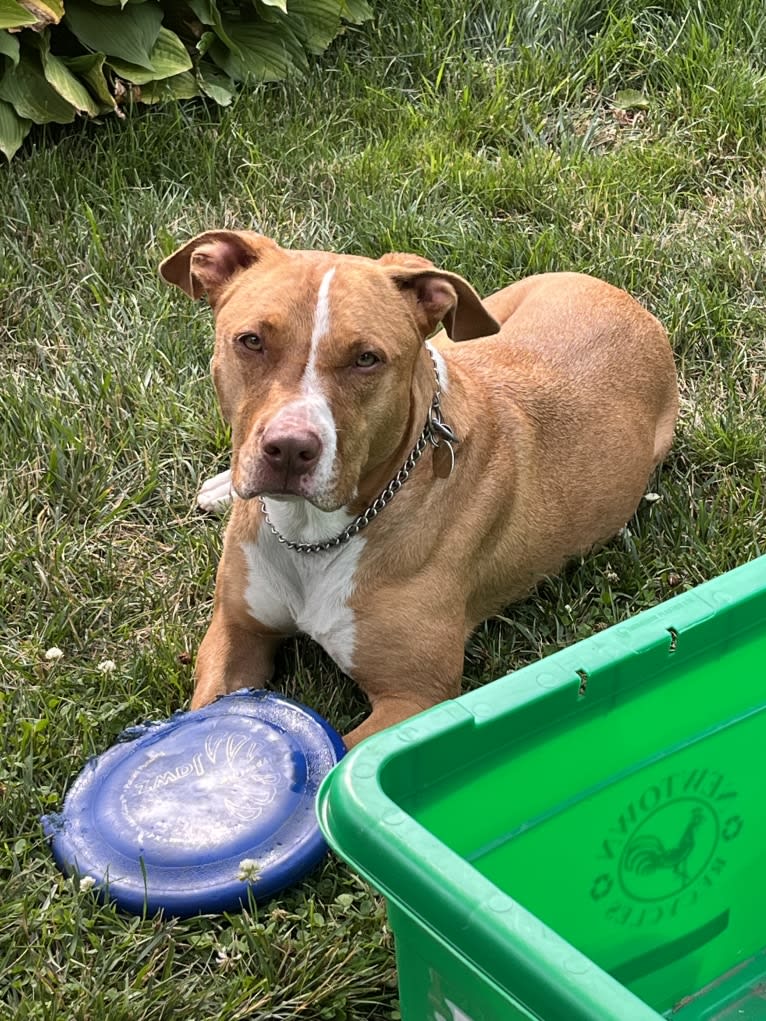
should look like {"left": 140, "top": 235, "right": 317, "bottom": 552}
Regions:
{"left": 2, "top": 1, "right": 766, "bottom": 1017}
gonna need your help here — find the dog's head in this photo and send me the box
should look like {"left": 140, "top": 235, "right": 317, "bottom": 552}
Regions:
{"left": 160, "top": 231, "right": 499, "bottom": 511}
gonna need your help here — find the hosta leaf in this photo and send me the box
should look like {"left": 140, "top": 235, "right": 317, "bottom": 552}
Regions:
{"left": 0, "top": 95, "right": 30, "bottom": 158}
{"left": 0, "top": 0, "right": 36, "bottom": 29}
{"left": 34, "top": 32, "right": 101, "bottom": 114}
{"left": 136, "top": 69, "right": 198, "bottom": 103}
{"left": 19, "top": 0, "right": 64, "bottom": 26}
{"left": 339, "top": 0, "right": 371, "bottom": 22}
{"left": 64, "top": 51, "right": 116, "bottom": 110}
{"left": 251, "top": 0, "right": 282, "bottom": 25}
{"left": 209, "top": 18, "right": 307, "bottom": 83}
{"left": 196, "top": 30, "right": 214, "bottom": 56}
{"left": 147, "top": 27, "right": 192, "bottom": 76}
{"left": 187, "top": 0, "right": 242, "bottom": 58}
{"left": 185, "top": 0, "right": 213, "bottom": 26}
{"left": 259, "top": 0, "right": 286, "bottom": 11}
{"left": 0, "top": 49, "right": 76, "bottom": 122}
{"left": 0, "top": 30, "right": 20, "bottom": 64}
{"left": 107, "top": 27, "right": 191, "bottom": 83}
{"left": 106, "top": 56, "right": 153, "bottom": 83}
{"left": 286, "top": 0, "right": 342, "bottom": 54}
{"left": 64, "top": 0, "right": 162, "bottom": 71}
{"left": 196, "top": 60, "right": 234, "bottom": 105}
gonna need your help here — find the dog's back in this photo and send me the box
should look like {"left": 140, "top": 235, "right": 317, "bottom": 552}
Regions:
{"left": 427, "top": 272, "right": 678, "bottom": 621}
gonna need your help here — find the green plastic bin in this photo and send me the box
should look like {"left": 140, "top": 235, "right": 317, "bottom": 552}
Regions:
{"left": 317, "top": 555, "right": 766, "bottom": 1021}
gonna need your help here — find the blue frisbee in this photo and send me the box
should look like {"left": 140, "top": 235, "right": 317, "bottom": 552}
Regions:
{"left": 42, "top": 690, "right": 345, "bottom": 917}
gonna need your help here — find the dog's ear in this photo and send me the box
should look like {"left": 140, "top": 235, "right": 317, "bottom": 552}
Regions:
{"left": 159, "top": 231, "right": 279, "bottom": 304}
{"left": 384, "top": 263, "right": 500, "bottom": 341}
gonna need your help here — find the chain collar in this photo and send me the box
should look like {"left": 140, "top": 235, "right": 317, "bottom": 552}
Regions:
{"left": 258, "top": 346, "right": 458, "bottom": 554}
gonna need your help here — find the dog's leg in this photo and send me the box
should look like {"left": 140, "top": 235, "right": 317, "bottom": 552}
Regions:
{"left": 343, "top": 607, "right": 466, "bottom": 748}
{"left": 343, "top": 696, "right": 441, "bottom": 748}
{"left": 192, "top": 608, "right": 281, "bottom": 708}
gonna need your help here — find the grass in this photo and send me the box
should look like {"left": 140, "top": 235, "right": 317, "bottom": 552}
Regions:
{"left": 2, "top": 0, "right": 766, "bottom": 1016}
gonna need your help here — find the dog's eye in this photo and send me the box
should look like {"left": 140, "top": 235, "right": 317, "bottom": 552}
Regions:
{"left": 355, "top": 351, "right": 380, "bottom": 369}
{"left": 237, "top": 333, "right": 264, "bottom": 352}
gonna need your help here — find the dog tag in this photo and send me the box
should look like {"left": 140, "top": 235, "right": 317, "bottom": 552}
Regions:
{"left": 428, "top": 411, "right": 458, "bottom": 479}
{"left": 432, "top": 440, "right": 456, "bottom": 479}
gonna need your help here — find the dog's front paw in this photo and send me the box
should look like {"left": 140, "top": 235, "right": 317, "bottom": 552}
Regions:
{"left": 197, "top": 468, "right": 234, "bottom": 513}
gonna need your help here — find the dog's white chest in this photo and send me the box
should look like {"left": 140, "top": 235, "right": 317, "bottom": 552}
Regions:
{"left": 240, "top": 524, "right": 363, "bottom": 675}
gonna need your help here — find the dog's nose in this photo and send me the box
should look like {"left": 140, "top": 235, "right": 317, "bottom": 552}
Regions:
{"left": 261, "top": 427, "right": 322, "bottom": 476}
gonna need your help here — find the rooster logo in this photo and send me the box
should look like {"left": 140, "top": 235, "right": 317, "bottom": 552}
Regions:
{"left": 591, "top": 770, "right": 744, "bottom": 924}
{"left": 618, "top": 798, "right": 718, "bottom": 902}
{"left": 622, "top": 806, "right": 706, "bottom": 882}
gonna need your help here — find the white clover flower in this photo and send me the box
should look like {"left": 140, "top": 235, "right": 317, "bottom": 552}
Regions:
{"left": 79, "top": 876, "right": 96, "bottom": 891}
{"left": 97, "top": 659, "right": 116, "bottom": 674}
{"left": 643, "top": 492, "right": 662, "bottom": 503}
{"left": 215, "top": 947, "right": 242, "bottom": 970}
{"left": 45, "top": 647, "right": 64, "bottom": 661}
{"left": 238, "top": 858, "right": 261, "bottom": 883}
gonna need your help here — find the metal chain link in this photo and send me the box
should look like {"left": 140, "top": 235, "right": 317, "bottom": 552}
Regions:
{"left": 258, "top": 347, "right": 457, "bottom": 554}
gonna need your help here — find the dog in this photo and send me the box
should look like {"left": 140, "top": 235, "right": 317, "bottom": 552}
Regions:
{"left": 160, "top": 232, "right": 678, "bottom": 747}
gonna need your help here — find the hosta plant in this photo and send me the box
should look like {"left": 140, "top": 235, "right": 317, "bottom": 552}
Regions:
{"left": 0, "top": 0, "right": 370, "bottom": 159}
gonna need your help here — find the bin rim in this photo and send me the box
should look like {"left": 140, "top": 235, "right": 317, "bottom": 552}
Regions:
{"left": 318, "top": 555, "right": 766, "bottom": 1021}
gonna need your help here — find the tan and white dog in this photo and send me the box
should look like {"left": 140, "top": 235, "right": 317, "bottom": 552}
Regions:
{"left": 160, "top": 232, "right": 678, "bottom": 747}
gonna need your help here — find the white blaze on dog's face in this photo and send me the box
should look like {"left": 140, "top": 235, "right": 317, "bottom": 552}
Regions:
{"left": 159, "top": 231, "right": 499, "bottom": 513}
{"left": 213, "top": 254, "right": 425, "bottom": 511}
